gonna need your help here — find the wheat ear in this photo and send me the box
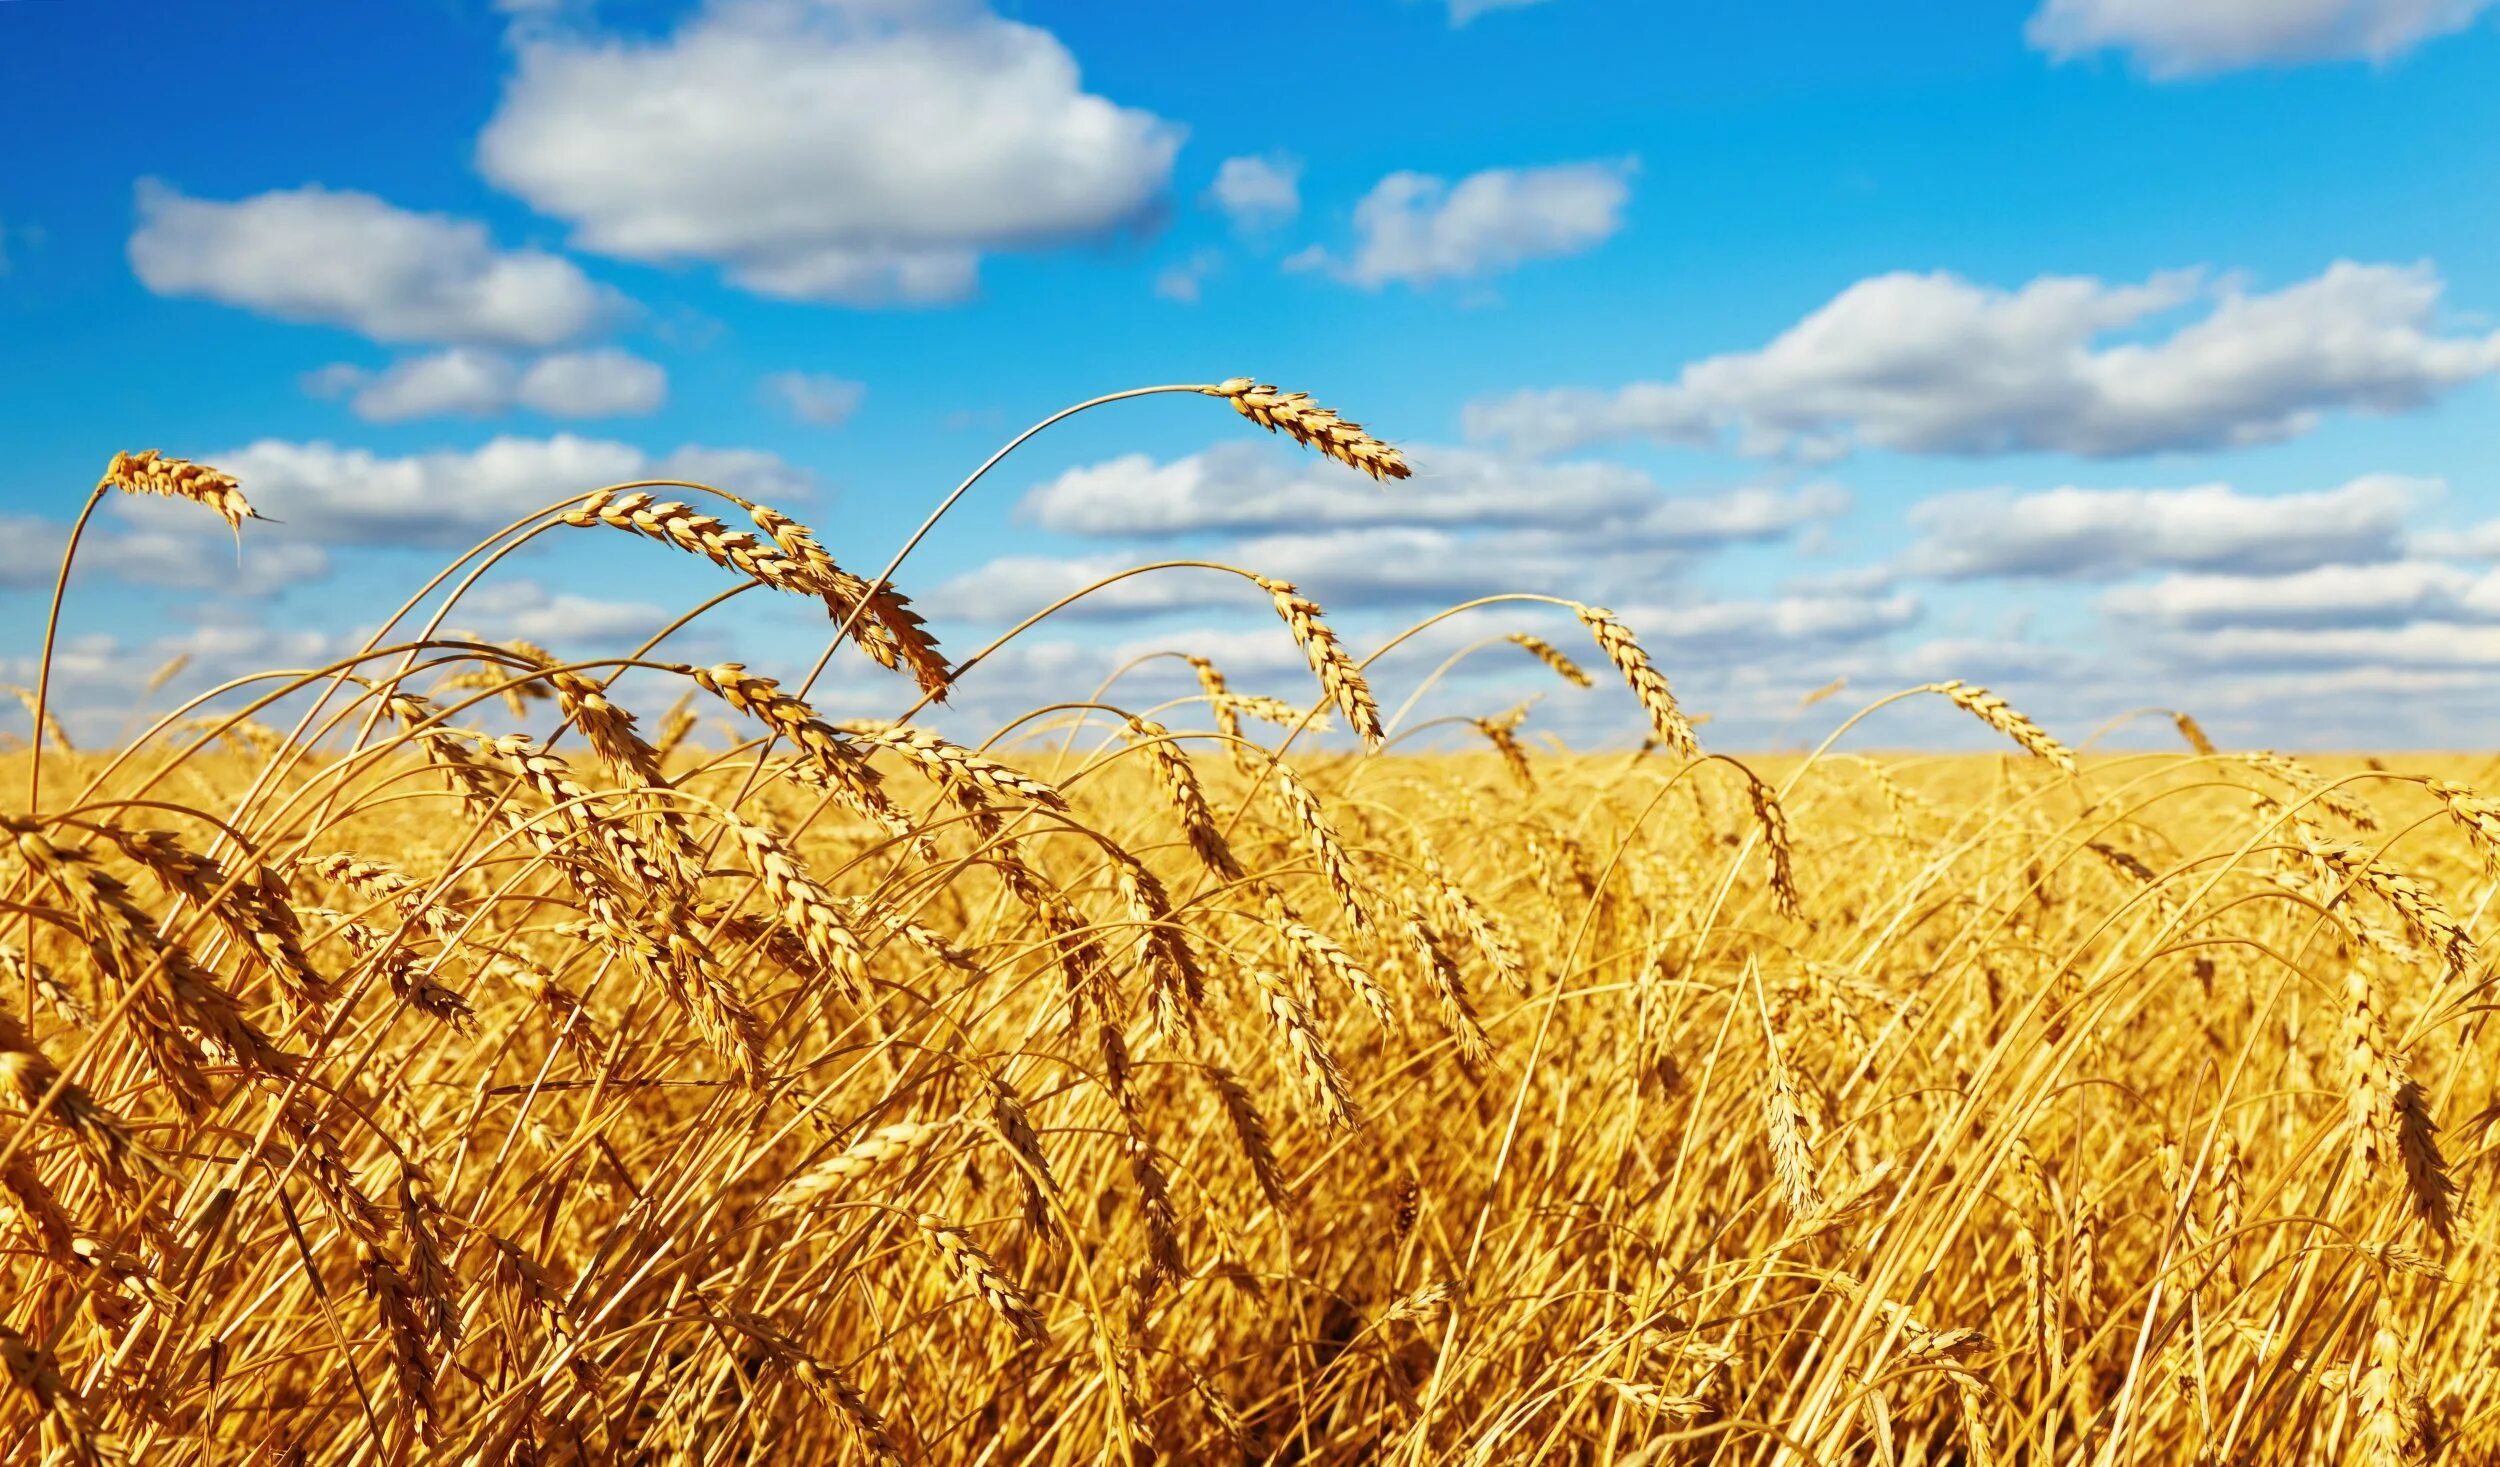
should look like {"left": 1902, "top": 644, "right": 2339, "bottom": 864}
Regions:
{"left": 1203, "top": 378, "right": 1410, "bottom": 480}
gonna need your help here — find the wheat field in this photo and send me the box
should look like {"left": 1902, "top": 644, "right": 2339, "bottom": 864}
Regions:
{"left": 3, "top": 382, "right": 2494, "bottom": 1466}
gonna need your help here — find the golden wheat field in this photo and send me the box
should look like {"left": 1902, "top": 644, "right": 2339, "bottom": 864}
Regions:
{"left": 3, "top": 382, "right": 2496, "bottom": 1466}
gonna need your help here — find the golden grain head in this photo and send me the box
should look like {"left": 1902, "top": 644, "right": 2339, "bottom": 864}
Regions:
{"left": 1205, "top": 378, "right": 1411, "bottom": 480}
{"left": 100, "top": 448, "right": 261, "bottom": 530}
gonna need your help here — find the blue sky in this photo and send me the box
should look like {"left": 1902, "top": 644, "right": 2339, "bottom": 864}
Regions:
{"left": 5, "top": 0, "right": 2500, "bottom": 750}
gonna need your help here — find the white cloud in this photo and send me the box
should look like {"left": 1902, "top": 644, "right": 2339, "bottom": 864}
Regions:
{"left": 1224, "top": 525, "right": 1852, "bottom": 611}
{"left": 1293, "top": 158, "right": 1635, "bottom": 289}
{"left": 104, "top": 530, "right": 325, "bottom": 592}
{"left": 926, "top": 535, "right": 2500, "bottom": 752}
{"left": 208, "top": 435, "right": 813, "bottom": 545}
{"left": 476, "top": 0, "right": 1183, "bottom": 305}
{"left": 1019, "top": 440, "right": 1840, "bottom": 541}
{"left": 2146, "top": 621, "right": 2500, "bottom": 670}
{"left": 1449, "top": 0, "right": 1558, "bottom": 20}
{"left": 0, "top": 507, "right": 329, "bottom": 593}
{"left": 1207, "top": 154, "right": 1301, "bottom": 231}
{"left": 103, "top": 507, "right": 333, "bottom": 592}
{"left": 2417, "top": 517, "right": 2500, "bottom": 559}
{"left": 461, "top": 577, "right": 676, "bottom": 642}
{"left": 1022, "top": 442, "right": 1639, "bottom": 535}
{"left": 516, "top": 349, "right": 668, "bottom": 417}
{"left": 128, "top": 180, "right": 621, "bottom": 347}
{"left": 1468, "top": 382, "right": 1720, "bottom": 459}
{"left": 934, "top": 583, "right": 1924, "bottom": 754}
{"left": 2029, "top": 0, "right": 2495, "bottom": 76}
{"left": 1900, "top": 475, "right": 2426, "bottom": 580}
{"left": 648, "top": 446, "right": 815, "bottom": 505}
{"left": 1, "top": 628, "right": 288, "bottom": 745}
{"left": 2101, "top": 560, "right": 2500, "bottom": 628}
{"left": 968, "top": 527, "right": 1571, "bottom": 615}
{"left": 306, "top": 347, "right": 666, "bottom": 421}
{"left": 1154, "top": 249, "right": 1223, "bottom": 303}
{"left": 1615, "top": 591, "right": 1925, "bottom": 663}
{"left": 2, "top": 579, "right": 687, "bottom": 745}
{"left": 765, "top": 371, "right": 867, "bottom": 426}
{"left": 930, "top": 552, "right": 1210, "bottom": 621}
{"left": 0, "top": 516, "right": 63, "bottom": 588}
{"left": 944, "top": 470, "right": 1845, "bottom": 620}
{"left": 316, "top": 349, "right": 518, "bottom": 421}
{"left": 961, "top": 440, "right": 1848, "bottom": 622}
{"left": 1466, "top": 262, "right": 2500, "bottom": 458}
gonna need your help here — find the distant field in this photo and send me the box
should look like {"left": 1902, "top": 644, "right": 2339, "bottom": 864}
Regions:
{"left": 3, "top": 395, "right": 2492, "bottom": 1464}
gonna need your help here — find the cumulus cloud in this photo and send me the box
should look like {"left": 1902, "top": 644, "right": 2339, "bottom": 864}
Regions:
{"left": 0, "top": 506, "right": 329, "bottom": 594}
{"left": 1017, "top": 440, "right": 1840, "bottom": 541}
{"left": 476, "top": 0, "right": 1182, "bottom": 305}
{"left": 2029, "top": 0, "right": 2495, "bottom": 76}
{"left": 2101, "top": 560, "right": 2500, "bottom": 629}
{"left": 0, "top": 623, "right": 361, "bottom": 747}
{"left": 310, "top": 349, "right": 516, "bottom": 421}
{"left": 945, "top": 474, "right": 1846, "bottom": 621}
{"left": 2, "top": 580, "right": 693, "bottom": 745}
{"left": 931, "top": 625, "right": 1335, "bottom": 734}
{"left": 99, "top": 516, "right": 332, "bottom": 593}
{"left": 929, "top": 553, "right": 1216, "bottom": 622}
{"left": 1021, "top": 442, "right": 1648, "bottom": 535}
{"left": 129, "top": 181, "right": 621, "bottom": 346}
{"left": 1900, "top": 475, "right": 2426, "bottom": 580}
{"left": 2146, "top": 621, "right": 2500, "bottom": 670}
{"left": 516, "top": 350, "right": 668, "bottom": 417}
{"left": 103, "top": 532, "right": 328, "bottom": 592}
{"left": 306, "top": 348, "right": 666, "bottom": 421}
{"left": 938, "top": 583, "right": 1926, "bottom": 754}
{"left": 1466, "top": 262, "right": 2500, "bottom": 458}
{"left": 649, "top": 446, "right": 815, "bottom": 505}
{"left": 1228, "top": 526, "right": 1890, "bottom": 615}
{"left": 1207, "top": 154, "right": 1301, "bottom": 231}
{"left": 765, "top": 371, "right": 867, "bottom": 426}
{"left": 1915, "top": 474, "right": 2500, "bottom": 738}
{"left": 209, "top": 435, "right": 813, "bottom": 545}
{"left": 1612, "top": 591, "right": 1925, "bottom": 663}
{"left": 460, "top": 577, "right": 677, "bottom": 642}
{"left": 941, "top": 527, "right": 1606, "bottom": 619}
{"left": 2414, "top": 516, "right": 2500, "bottom": 559}
{"left": 1291, "top": 159, "right": 1634, "bottom": 289}
{"left": 1306, "top": 526, "right": 1625, "bottom": 613}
